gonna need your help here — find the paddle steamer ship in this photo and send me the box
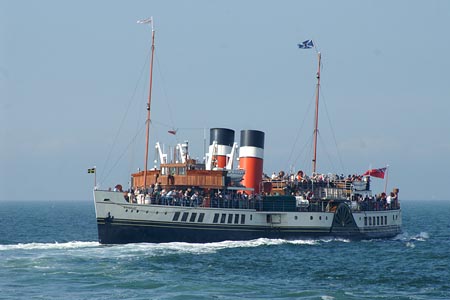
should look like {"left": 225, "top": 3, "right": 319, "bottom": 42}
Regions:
{"left": 93, "top": 19, "right": 402, "bottom": 244}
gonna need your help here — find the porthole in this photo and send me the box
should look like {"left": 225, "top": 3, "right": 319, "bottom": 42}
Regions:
{"left": 310, "top": 216, "right": 313, "bottom": 220}
{"left": 125, "top": 209, "right": 128, "bottom": 212}
{"left": 156, "top": 211, "right": 159, "bottom": 215}
{"left": 295, "top": 216, "right": 298, "bottom": 220}
{"left": 165, "top": 212, "right": 167, "bottom": 215}
{"left": 319, "top": 216, "right": 322, "bottom": 220}
{"left": 136, "top": 210, "right": 139, "bottom": 213}
{"left": 146, "top": 211, "right": 149, "bottom": 214}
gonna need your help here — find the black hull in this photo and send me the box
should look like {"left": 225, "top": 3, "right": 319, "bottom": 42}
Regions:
{"left": 97, "top": 218, "right": 401, "bottom": 244}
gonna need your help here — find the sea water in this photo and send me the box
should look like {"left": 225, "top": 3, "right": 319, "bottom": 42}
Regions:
{"left": 0, "top": 200, "right": 449, "bottom": 299}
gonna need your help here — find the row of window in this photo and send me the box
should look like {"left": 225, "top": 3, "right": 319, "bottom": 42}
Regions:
{"left": 364, "top": 214, "right": 400, "bottom": 226}
{"left": 172, "top": 211, "right": 249, "bottom": 225}
{"left": 172, "top": 211, "right": 205, "bottom": 223}
{"left": 365, "top": 215, "right": 388, "bottom": 226}
{"left": 213, "top": 213, "right": 246, "bottom": 224}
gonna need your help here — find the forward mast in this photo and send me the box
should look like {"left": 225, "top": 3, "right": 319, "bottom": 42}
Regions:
{"left": 312, "top": 52, "right": 321, "bottom": 174}
{"left": 139, "top": 17, "right": 155, "bottom": 189}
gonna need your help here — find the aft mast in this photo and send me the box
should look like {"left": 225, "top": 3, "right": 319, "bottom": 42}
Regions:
{"left": 312, "top": 52, "right": 321, "bottom": 174}
{"left": 138, "top": 17, "right": 155, "bottom": 190}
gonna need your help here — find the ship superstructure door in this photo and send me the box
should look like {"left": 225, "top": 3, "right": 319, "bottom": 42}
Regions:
{"left": 266, "top": 214, "right": 282, "bottom": 224}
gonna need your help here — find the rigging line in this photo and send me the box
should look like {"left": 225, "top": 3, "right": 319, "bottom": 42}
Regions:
{"left": 317, "top": 132, "right": 337, "bottom": 173}
{"left": 155, "top": 52, "right": 176, "bottom": 131}
{"left": 284, "top": 89, "right": 315, "bottom": 170}
{"left": 100, "top": 121, "right": 147, "bottom": 185}
{"left": 292, "top": 131, "right": 314, "bottom": 172}
{"left": 99, "top": 49, "right": 151, "bottom": 180}
{"left": 302, "top": 136, "right": 314, "bottom": 175}
{"left": 150, "top": 120, "right": 204, "bottom": 130}
{"left": 319, "top": 86, "right": 346, "bottom": 173}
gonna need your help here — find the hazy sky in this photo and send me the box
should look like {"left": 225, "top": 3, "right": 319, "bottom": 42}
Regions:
{"left": 1, "top": 1, "right": 449, "bottom": 201}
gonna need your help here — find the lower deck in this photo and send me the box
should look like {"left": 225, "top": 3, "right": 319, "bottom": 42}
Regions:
{"left": 94, "top": 190, "right": 402, "bottom": 244}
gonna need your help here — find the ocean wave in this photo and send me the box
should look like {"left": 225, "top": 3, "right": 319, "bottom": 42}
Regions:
{"left": 100, "top": 237, "right": 350, "bottom": 256}
{"left": 104, "top": 238, "right": 289, "bottom": 255}
{"left": 0, "top": 241, "right": 100, "bottom": 251}
{"left": 393, "top": 231, "right": 430, "bottom": 242}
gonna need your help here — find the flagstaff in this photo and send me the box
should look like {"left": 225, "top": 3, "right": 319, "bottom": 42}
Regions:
{"left": 138, "top": 17, "right": 155, "bottom": 190}
{"left": 312, "top": 52, "right": 321, "bottom": 174}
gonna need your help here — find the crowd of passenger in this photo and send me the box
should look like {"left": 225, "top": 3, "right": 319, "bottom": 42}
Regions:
{"left": 263, "top": 170, "right": 370, "bottom": 185}
{"left": 352, "top": 191, "right": 400, "bottom": 211}
{"left": 121, "top": 183, "right": 263, "bottom": 209}
{"left": 265, "top": 170, "right": 370, "bottom": 190}
{"left": 107, "top": 169, "right": 398, "bottom": 212}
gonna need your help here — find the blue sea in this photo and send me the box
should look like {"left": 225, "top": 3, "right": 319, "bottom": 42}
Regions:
{"left": 0, "top": 200, "right": 449, "bottom": 300}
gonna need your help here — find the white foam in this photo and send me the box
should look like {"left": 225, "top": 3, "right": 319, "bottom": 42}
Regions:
{"left": 406, "top": 242, "right": 416, "bottom": 248}
{"left": 0, "top": 241, "right": 99, "bottom": 251}
{"left": 100, "top": 237, "right": 348, "bottom": 257}
{"left": 393, "top": 231, "right": 430, "bottom": 242}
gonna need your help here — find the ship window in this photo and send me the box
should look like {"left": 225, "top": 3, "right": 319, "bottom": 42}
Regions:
{"left": 310, "top": 216, "right": 313, "bottom": 221}
{"left": 319, "top": 216, "right": 322, "bottom": 220}
{"left": 385, "top": 216, "right": 387, "bottom": 224}
{"left": 373, "top": 217, "right": 376, "bottom": 226}
{"left": 190, "top": 213, "right": 197, "bottom": 222}
{"left": 295, "top": 216, "right": 298, "bottom": 220}
{"left": 213, "top": 213, "right": 219, "bottom": 223}
{"left": 162, "top": 167, "right": 168, "bottom": 175}
{"left": 250, "top": 215, "right": 253, "bottom": 221}
{"left": 170, "top": 167, "right": 177, "bottom": 175}
{"left": 178, "top": 167, "right": 186, "bottom": 175}
{"left": 198, "top": 213, "right": 205, "bottom": 223}
{"left": 381, "top": 216, "right": 384, "bottom": 225}
{"left": 173, "top": 211, "right": 181, "bottom": 221}
{"left": 181, "top": 212, "right": 189, "bottom": 222}
{"left": 227, "top": 214, "right": 233, "bottom": 224}
{"left": 377, "top": 216, "right": 380, "bottom": 225}
{"left": 234, "top": 214, "right": 239, "bottom": 224}
{"left": 220, "top": 214, "right": 226, "bottom": 223}
{"left": 241, "top": 214, "right": 245, "bottom": 224}
{"left": 369, "top": 217, "right": 372, "bottom": 226}
{"left": 364, "top": 217, "right": 367, "bottom": 226}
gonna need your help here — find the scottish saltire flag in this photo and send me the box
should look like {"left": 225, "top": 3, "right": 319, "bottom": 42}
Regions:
{"left": 88, "top": 168, "right": 96, "bottom": 174}
{"left": 298, "top": 40, "right": 314, "bottom": 49}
